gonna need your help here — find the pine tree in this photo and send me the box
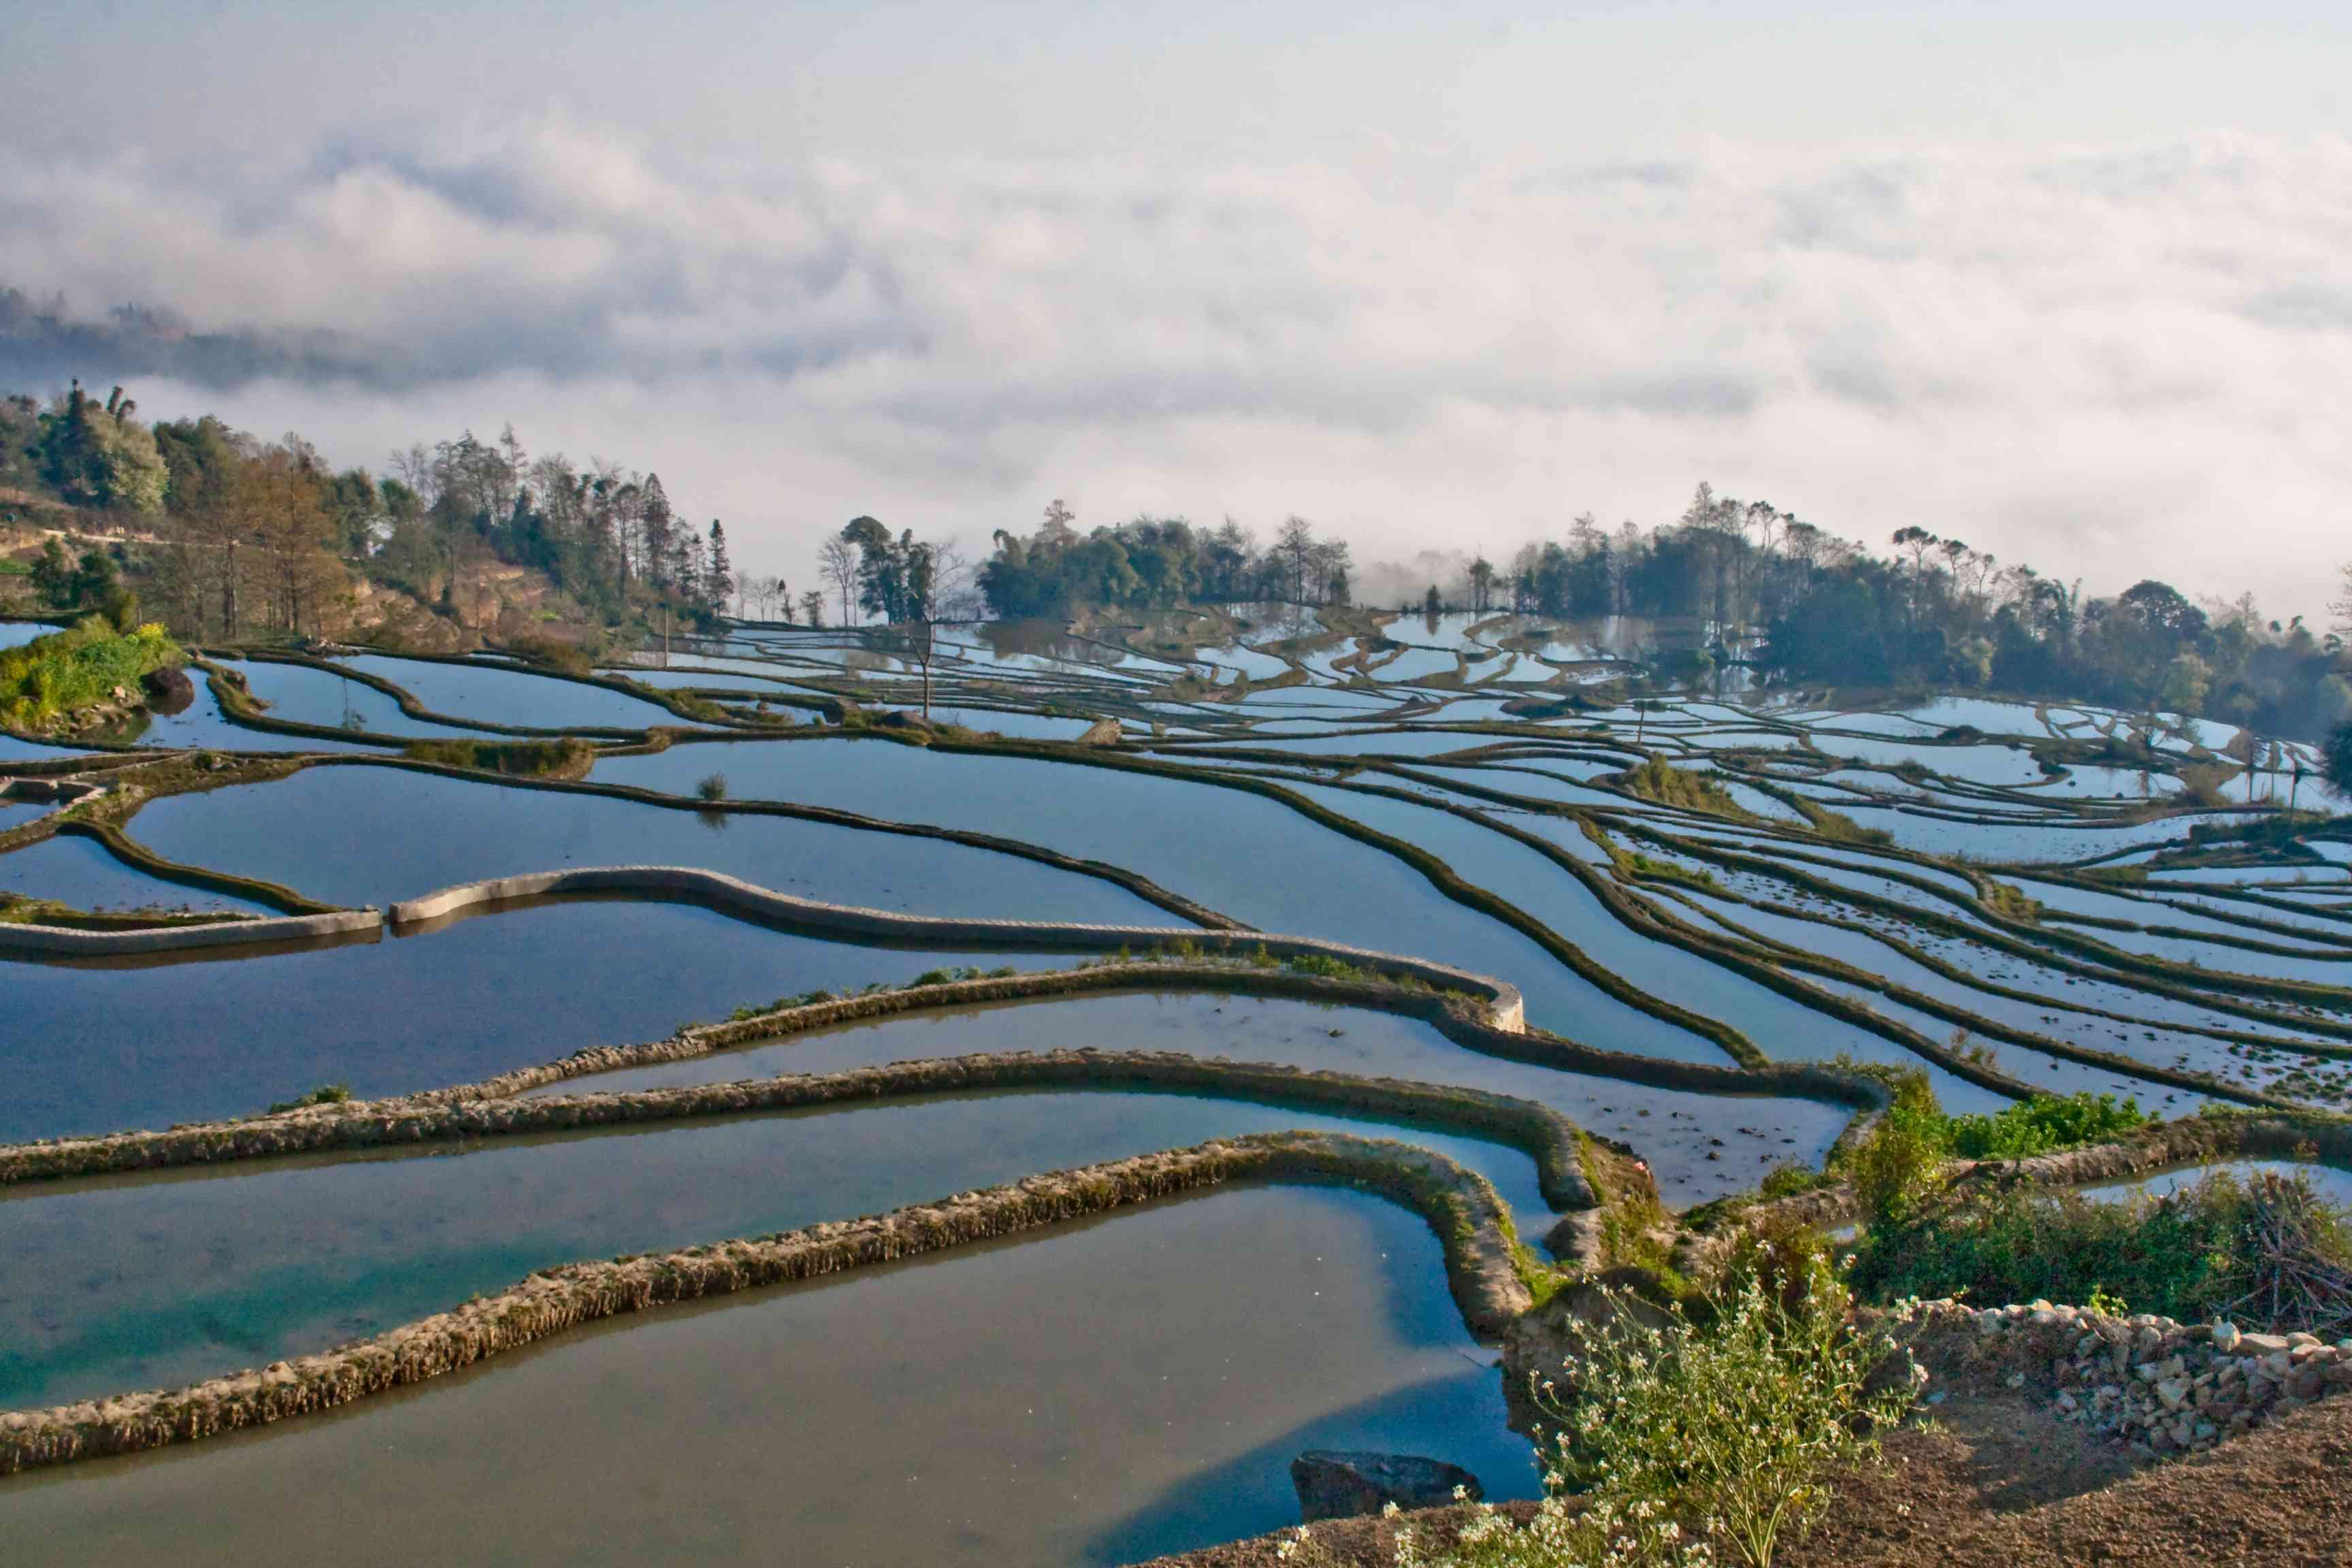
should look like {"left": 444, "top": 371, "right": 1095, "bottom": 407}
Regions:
{"left": 706, "top": 519, "right": 734, "bottom": 614}
{"left": 640, "top": 474, "right": 674, "bottom": 591}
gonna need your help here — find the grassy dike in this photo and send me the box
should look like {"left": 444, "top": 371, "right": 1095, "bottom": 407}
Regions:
{"left": 0, "top": 959, "right": 1890, "bottom": 1182}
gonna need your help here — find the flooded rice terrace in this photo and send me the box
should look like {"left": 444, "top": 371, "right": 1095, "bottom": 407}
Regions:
{"left": 5, "top": 606, "right": 2351, "bottom": 1563}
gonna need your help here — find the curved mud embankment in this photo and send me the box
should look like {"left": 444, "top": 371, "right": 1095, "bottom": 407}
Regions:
{"left": 0, "top": 1046, "right": 1595, "bottom": 1212}
{"left": 0, "top": 961, "right": 1889, "bottom": 1182}
{"left": 0, "top": 906, "right": 380, "bottom": 956}
{"left": 0, "top": 1130, "right": 1532, "bottom": 1475}
{"left": 386, "top": 864, "right": 1526, "bottom": 1027}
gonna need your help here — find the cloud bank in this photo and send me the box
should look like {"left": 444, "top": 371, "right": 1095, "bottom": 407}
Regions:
{"left": 3, "top": 114, "right": 2347, "bottom": 615}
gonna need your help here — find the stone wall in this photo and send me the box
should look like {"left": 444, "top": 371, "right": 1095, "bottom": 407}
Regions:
{"left": 1899, "top": 1297, "right": 2352, "bottom": 1456}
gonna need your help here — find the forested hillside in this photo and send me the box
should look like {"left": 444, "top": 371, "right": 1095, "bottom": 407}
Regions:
{"left": 0, "top": 383, "right": 735, "bottom": 653}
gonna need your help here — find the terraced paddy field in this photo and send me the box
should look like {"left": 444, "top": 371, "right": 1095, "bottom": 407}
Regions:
{"left": 5, "top": 608, "right": 2351, "bottom": 1563}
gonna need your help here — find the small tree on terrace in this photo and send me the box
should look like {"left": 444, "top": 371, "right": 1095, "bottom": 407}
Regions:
{"left": 820, "top": 535, "right": 860, "bottom": 627}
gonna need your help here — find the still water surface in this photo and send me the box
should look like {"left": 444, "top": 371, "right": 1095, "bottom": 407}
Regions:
{"left": 0, "top": 1187, "right": 1537, "bottom": 1567}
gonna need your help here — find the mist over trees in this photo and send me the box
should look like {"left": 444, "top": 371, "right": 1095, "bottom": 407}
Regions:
{"left": 3, "top": 379, "right": 2346, "bottom": 744}
{"left": 974, "top": 485, "right": 2350, "bottom": 741}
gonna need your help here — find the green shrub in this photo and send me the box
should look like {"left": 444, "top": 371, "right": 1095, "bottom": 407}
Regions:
{"left": 696, "top": 771, "right": 729, "bottom": 802}
{"left": 502, "top": 634, "right": 592, "bottom": 674}
{"left": 402, "top": 737, "right": 595, "bottom": 778}
{"left": 1612, "top": 756, "right": 1750, "bottom": 818}
{"left": 1944, "top": 1092, "right": 2146, "bottom": 1160}
{"left": 1839, "top": 1074, "right": 1948, "bottom": 1228}
{"left": 1850, "top": 1168, "right": 2352, "bottom": 1335}
{"left": 1759, "top": 1162, "right": 1834, "bottom": 1202}
{"left": 0, "top": 617, "right": 182, "bottom": 730}
{"left": 265, "top": 1083, "right": 353, "bottom": 1114}
{"left": 1838, "top": 1080, "right": 2150, "bottom": 1227}
{"left": 1401, "top": 1267, "right": 1918, "bottom": 1568}
{"left": 1792, "top": 798, "right": 1893, "bottom": 846}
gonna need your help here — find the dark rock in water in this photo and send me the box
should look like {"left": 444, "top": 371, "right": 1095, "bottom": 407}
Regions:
{"left": 142, "top": 666, "right": 196, "bottom": 716}
{"left": 1290, "top": 1451, "right": 1482, "bottom": 1522}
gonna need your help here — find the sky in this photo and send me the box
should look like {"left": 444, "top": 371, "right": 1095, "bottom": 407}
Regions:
{"left": 2, "top": 0, "right": 2347, "bottom": 617}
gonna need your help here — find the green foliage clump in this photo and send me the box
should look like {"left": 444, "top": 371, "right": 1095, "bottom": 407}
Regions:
{"left": 696, "top": 771, "right": 729, "bottom": 802}
{"left": 1281, "top": 951, "right": 1372, "bottom": 982}
{"left": 1943, "top": 1092, "right": 2146, "bottom": 1161}
{"left": 1621, "top": 849, "right": 1718, "bottom": 889}
{"left": 500, "top": 633, "right": 593, "bottom": 674}
{"left": 1840, "top": 1075, "right": 1950, "bottom": 1228}
{"left": 265, "top": 1083, "right": 353, "bottom": 1114}
{"left": 1759, "top": 1162, "right": 1835, "bottom": 1202}
{"left": 2325, "top": 724, "right": 2352, "bottom": 804}
{"left": 0, "top": 617, "right": 182, "bottom": 730}
{"left": 1850, "top": 1168, "right": 2352, "bottom": 1335}
{"left": 1401, "top": 1255, "right": 1919, "bottom": 1568}
{"left": 1614, "top": 755, "right": 1750, "bottom": 818}
{"left": 1791, "top": 798, "right": 1893, "bottom": 847}
{"left": 1976, "top": 878, "right": 2042, "bottom": 925}
{"left": 1838, "top": 1077, "right": 2149, "bottom": 1228}
{"left": 401, "top": 737, "right": 594, "bottom": 778}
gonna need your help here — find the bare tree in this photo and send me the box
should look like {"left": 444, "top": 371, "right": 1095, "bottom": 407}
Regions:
{"left": 1276, "top": 516, "right": 1316, "bottom": 605}
{"left": 821, "top": 536, "right": 860, "bottom": 627}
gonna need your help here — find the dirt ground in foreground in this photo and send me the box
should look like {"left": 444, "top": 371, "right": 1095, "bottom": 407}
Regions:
{"left": 1134, "top": 1386, "right": 2352, "bottom": 1567}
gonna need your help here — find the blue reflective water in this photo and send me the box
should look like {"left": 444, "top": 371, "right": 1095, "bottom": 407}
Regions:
{"left": 334, "top": 655, "right": 686, "bottom": 730}
{"left": 125, "top": 763, "right": 1171, "bottom": 921}
{"left": 0, "top": 1091, "right": 1547, "bottom": 1411}
{"left": 0, "top": 834, "right": 270, "bottom": 915}
{"left": 0, "top": 1186, "right": 1534, "bottom": 1568}
{"left": 0, "top": 901, "right": 1071, "bottom": 1141}
{"left": 544, "top": 990, "right": 1853, "bottom": 1207}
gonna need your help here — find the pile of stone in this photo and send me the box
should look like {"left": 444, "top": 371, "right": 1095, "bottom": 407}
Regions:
{"left": 1901, "top": 1298, "right": 2352, "bottom": 1456}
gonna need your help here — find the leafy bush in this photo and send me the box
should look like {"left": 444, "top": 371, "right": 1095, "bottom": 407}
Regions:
{"left": 1839, "top": 1074, "right": 1948, "bottom": 1228}
{"left": 0, "top": 617, "right": 182, "bottom": 730}
{"left": 1838, "top": 1079, "right": 2149, "bottom": 1226}
{"left": 502, "top": 633, "right": 592, "bottom": 674}
{"left": 402, "top": 737, "right": 595, "bottom": 778}
{"left": 696, "top": 771, "right": 729, "bottom": 802}
{"left": 1759, "top": 1163, "right": 1835, "bottom": 1202}
{"left": 1400, "top": 1257, "right": 1918, "bottom": 1568}
{"left": 1943, "top": 1092, "right": 2146, "bottom": 1160}
{"left": 265, "top": 1083, "right": 353, "bottom": 1114}
{"left": 1613, "top": 756, "right": 1750, "bottom": 819}
{"left": 1850, "top": 1168, "right": 2352, "bottom": 1335}
{"left": 1976, "top": 879, "right": 2042, "bottom": 925}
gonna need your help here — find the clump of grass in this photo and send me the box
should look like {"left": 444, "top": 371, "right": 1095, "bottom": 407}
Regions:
{"left": 696, "top": 771, "right": 728, "bottom": 802}
{"left": 500, "top": 634, "right": 593, "bottom": 675}
{"left": 1758, "top": 1162, "right": 1836, "bottom": 1202}
{"left": 1978, "top": 877, "right": 2042, "bottom": 924}
{"left": 1610, "top": 755, "right": 1752, "bottom": 818}
{"left": 265, "top": 1083, "right": 353, "bottom": 1114}
{"left": 1850, "top": 1167, "right": 2352, "bottom": 1336}
{"left": 0, "top": 617, "right": 182, "bottom": 732}
{"left": 1944, "top": 1090, "right": 2146, "bottom": 1160}
{"left": 402, "top": 737, "right": 595, "bottom": 779}
{"left": 1840, "top": 1073, "right": 1951, "bottom": 1228}
{"left": 1620, "top": 848, "right": 1718, "bottom": 889}
{"left": 1837, "top": 1075, "right": 2149, "bottom": 1227}
{"left": 1791, "top": 796, "right": 1893, "bottom": 846}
